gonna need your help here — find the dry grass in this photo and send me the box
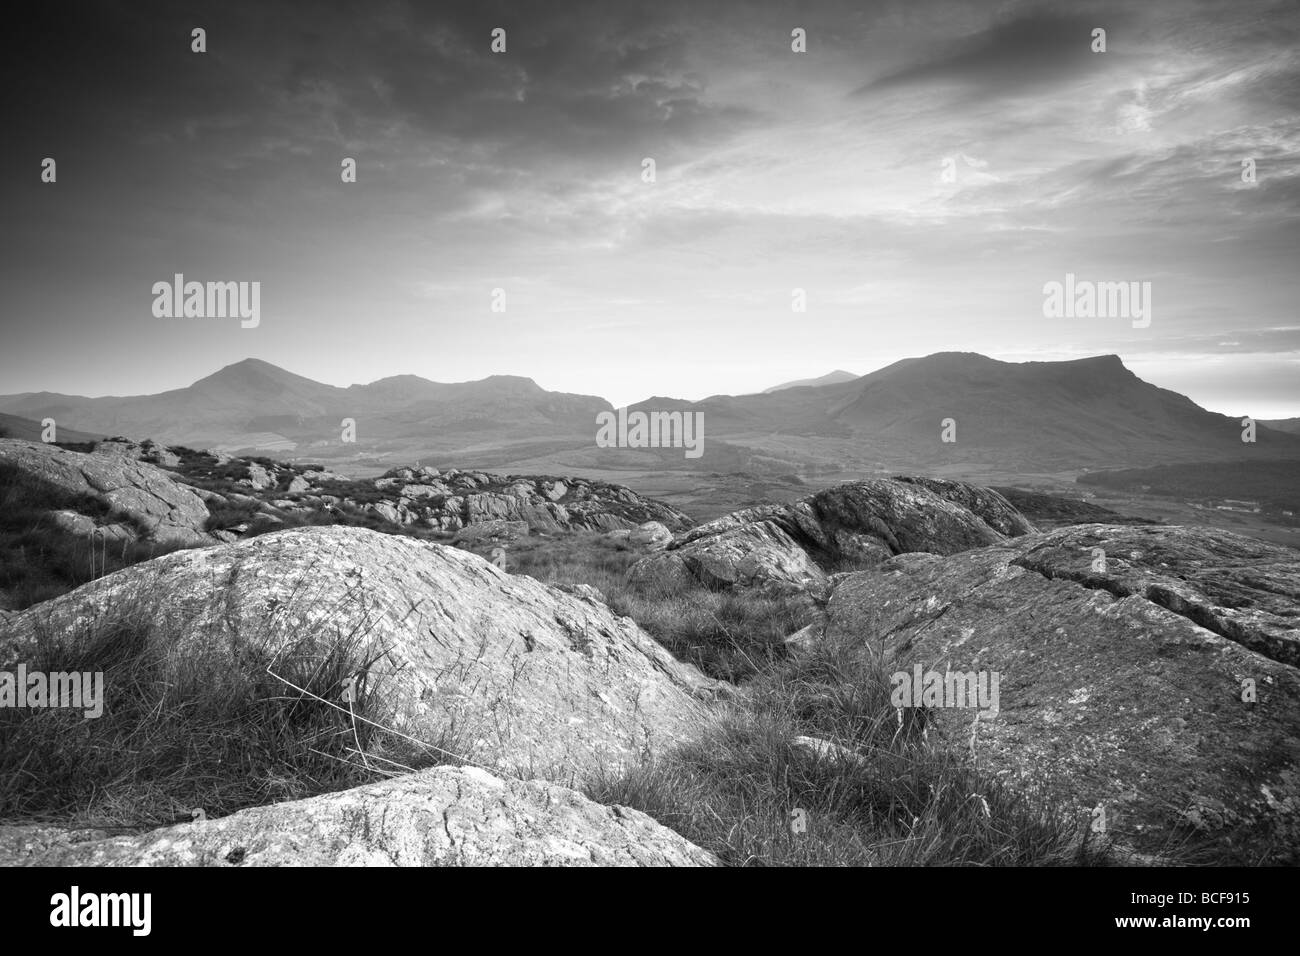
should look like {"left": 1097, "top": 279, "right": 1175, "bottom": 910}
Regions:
{"left": 485, "top": 532, "right": 813, "bottom": 681}
{"left": 0, "top": 463, "right": 195, "bottom": 610}
{"left": 587, "top": 637, "right": 1112, "bottom": 866}
{"left": 0, "top": 579, "right": 465, "bottom": 829}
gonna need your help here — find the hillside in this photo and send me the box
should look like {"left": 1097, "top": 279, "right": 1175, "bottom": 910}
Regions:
{"left": 0, "top": 413, "right": 103, "bottom": 444}
{"left": 1078, "top": 459, "right": 1300, "bottom": 515}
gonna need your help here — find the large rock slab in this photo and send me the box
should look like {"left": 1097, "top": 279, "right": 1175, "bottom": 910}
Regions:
{"left": 1010, "top": 524, "right": 1300, "bottom": 667}
{"left": 0, "top": 438, "right": 210, "bottom": 544}
{"left": 630, "top": 477, "right": 1033, "bottom": 595}
{"left": 822, "top": 524, "right": 1300, "bottom": 863}
{"left": 1, "top": 766, "right": 716, "bottom": 867}
{"left": 0, "top": 526, "right": 717, "bottom": 783}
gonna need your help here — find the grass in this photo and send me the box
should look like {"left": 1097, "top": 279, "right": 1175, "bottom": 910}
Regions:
{"left": 203, "top": 499, "right": 263, "bottom": 532}
{"left": 479, "top": 532, "right": 813, "bottom": 682}
{"left": 0, "top": 463, "right": 193, "bottom": 610}
{"left": 586, "top": 636, "right": 1113, "bottom": 866}
{"left": 0, "top": 579, "right": 464, "bottom": 829}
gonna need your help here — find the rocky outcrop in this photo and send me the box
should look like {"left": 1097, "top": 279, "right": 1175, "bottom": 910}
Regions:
{"left": 0, "top": 439, "right": 211, "bottom": 544}
{"left": 191, "top": 458, "right": 692, "bottom": 539}
{"left": 1010, "top": 525, "right": 1300, "bottom": 667}
{"left": 394, "top": 470, "right": 690, "bottom": 535}
{"left": 635, "top": 517, "right": 826, "bottom": 594}
{"left": 629, "top": 478, "right": 1033, "bottom": 595}
{"left": 5, "top": 435, "right": 693, "bottom": 551}
{"left": 94, "top": 438, "right": 181, "bottom": 469}
{"left": 0, "top": 526, "right": 719, "bottom": 783}
{"left": 1, "top": 766, "right": 716, "bottom": 867}
{"left": 821, "top": 523, "right": 1300, "bottom": 863}
{"left": 890, "top": 476, "right": 1037, "bottom": 538}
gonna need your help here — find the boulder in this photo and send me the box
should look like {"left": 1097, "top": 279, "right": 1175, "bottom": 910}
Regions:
{"left": 630, "top": 521, "right": 673, "bottom": 550}
{"left": 367, "top": 501, "right": 408, "bottom": 525}
{"left": 0, "top": 527, "right": 718, "bottom": 784}
{"left": 630, "top": 478, "right": 1031, "bottom": 595}
{"left": 631, "top": 519, "right": 824, "bottom": 595}
{"left": 0, "top": 439, "right": 211, "bottom": 544}
{"left": 1, "top": 766, "right": 716, "bottom": 867}
{"left": 821, "top": 523, "right": 1300, "bottom": 863}
{"left": 240, "top": 462, "right": 275, "bottom": 491}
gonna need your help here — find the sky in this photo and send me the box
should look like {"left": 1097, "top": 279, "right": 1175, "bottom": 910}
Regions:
{"left": 1, "top": 0, "right": 1298, "bottom": 415}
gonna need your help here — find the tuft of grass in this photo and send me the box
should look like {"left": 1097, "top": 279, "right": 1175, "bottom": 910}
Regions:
{"left": 475, "top": 532, "right": 641, "bottom": 595}
{"left": 203, "top": 499, "right": 262, "bottom": 532}
{"left": 491, "top": 534, "right": 812, "bottom": 682}
{"left": 0, "top": 581, "right": 463, "bottom": 829}
{"left": 607, "top": 584, "right": 809, "bottom": 682}
{"left": 587, "top": 637, "right": 1114, "bottom": 866}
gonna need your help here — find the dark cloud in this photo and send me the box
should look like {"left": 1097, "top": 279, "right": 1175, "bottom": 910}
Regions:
{"left": 856, "top": 11, "right": 1119, "bottom": 96}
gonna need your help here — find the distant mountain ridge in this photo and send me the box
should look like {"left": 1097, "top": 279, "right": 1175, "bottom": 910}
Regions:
{"left": 2, "top": 353, "right": 1297, "bottom": 476}
{"left": 762, "top": 370, "right": 859, "bottom": 393}
{"left": 626, "top": 351, "right": 1300, "bottom": 474}
{"left": 0, "top": 412, "right": 103, "bottom": 444}
{"left": 1262, "top": 418, "right": 1300, "bottom": 435}
{"left": 0, "top": 359, "right": 610, "bottom": 464}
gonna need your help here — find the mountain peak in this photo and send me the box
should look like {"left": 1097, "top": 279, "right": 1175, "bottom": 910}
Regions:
{"left": 220, "top": 357, "right": 282, "bottom": 373}
{"left": 190, "top": 358, "right": 333, "bottom": 399}
{"left": 198, "top": 358, "right": 293, "bottom": 382}
{"left": 763, "top": 369, "right": 860, "bottom": 393}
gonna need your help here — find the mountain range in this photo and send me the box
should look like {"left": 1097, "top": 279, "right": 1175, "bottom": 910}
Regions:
{"left": 2, "top": 353, "right": 1297, "bottom": 478}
